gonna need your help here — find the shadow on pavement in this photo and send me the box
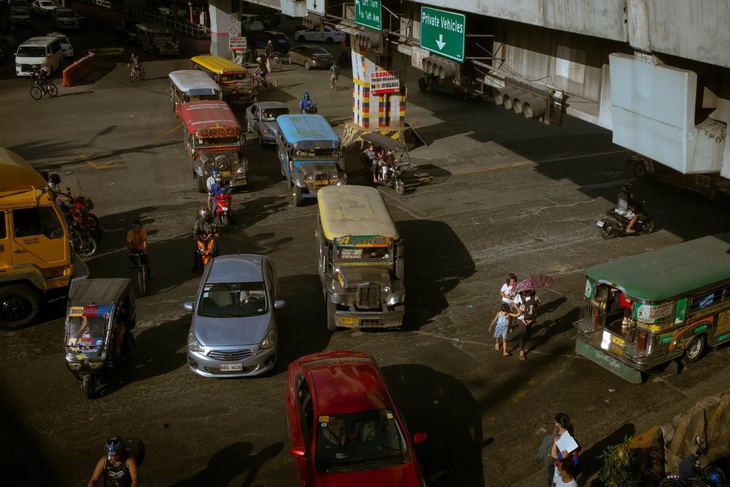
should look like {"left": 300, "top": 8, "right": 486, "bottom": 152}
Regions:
{"left": 382, "top": 363, "right": 484, "bottom": 487}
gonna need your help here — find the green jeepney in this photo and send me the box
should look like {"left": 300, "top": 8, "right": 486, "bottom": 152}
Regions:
{"left": 573, "top": 234, "right": 730, "bottom": 383}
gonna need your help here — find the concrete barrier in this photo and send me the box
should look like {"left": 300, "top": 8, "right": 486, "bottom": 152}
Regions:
{"left": 626, "top": 391, "right": 730, "bottom": 484}
{"left": 62, "top": 52, "right": 96, "bottom": 87}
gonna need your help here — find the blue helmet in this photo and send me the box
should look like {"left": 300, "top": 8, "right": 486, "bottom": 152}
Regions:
{"left": 303, "top": 92, "right": 310, "bottom": 99}
{"left": 105, "top": 436, "right": 125, "bottom": 458}
{"left": 210, "top": 168, "right": 219, "bottom": 175}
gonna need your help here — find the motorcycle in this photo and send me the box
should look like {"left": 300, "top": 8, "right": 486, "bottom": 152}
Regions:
{"left": 659, "top": 435, "right": 726, "bottom": 487}
{"left": 196, "top": 232, "right": 218, "bottom": 268}
{"left": 596, "top": 201, "right": 654, "bottom": 239}
{"left": 63, "top": 278, "right": 137, "bottom": 399}
{"left": 359, "top": 132, "right": 412, "bottom": 196}
{"left": 59, "top": 187, "right": 102, "bottom": 243}
{"left": 214, "top": 190, "right": 233, "bottom": 228}
{"left": 301, "top": 103, "right": 318, "bottom": 114}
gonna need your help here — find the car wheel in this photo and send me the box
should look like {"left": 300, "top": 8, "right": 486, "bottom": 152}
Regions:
{"left": 304, "top": 60, "right": 311, "bottom": 70}
{"left": 682, "top": 335, "right": 705, "bottom": 365}
{"left": 297, "top": 35, "right": 305, "bottom": 42}
{"left": 632, "top": 162, "right": 648, "bottom": 179}
{"left": 0, "top": 285, "right": 40, "bottom": 330}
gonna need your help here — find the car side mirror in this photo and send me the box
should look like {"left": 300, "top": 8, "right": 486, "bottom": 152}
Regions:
{"left": 413, "top": 432, "right": 428, "bottom": 445}
{"left": 274, "top": 299, "right": 285, "bottom": 310}
{"left": 183, "top": 302, "right": 193, "bottom": 312}
{"left": 290, "top": 446, "right": 307, "bottom": 458}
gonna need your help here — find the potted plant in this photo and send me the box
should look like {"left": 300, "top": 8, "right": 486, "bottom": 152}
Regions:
{"left": 597, "top": 435, "right": 640, "bottom": 487}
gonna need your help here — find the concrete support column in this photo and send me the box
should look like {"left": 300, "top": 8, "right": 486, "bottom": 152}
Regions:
{"left": 208, "top": 0, "right": 238, "bottom": 57}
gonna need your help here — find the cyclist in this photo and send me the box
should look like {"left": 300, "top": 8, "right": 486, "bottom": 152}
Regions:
{"left": 126, "top": 219, "right": 153, "bottom": 280}
{"left": 255, "top": 56, "right": 268, "bottom": 82}
{"left": 130, "top": 52, "right": 142, "bottom": 77}
{"left": 30, "top": 65, "right": 48, "bottom": 84}
{"left": 300, "top": 92, "right": 315, "bottom": 113}
{"left": 87, "top": 436, "right": 139, "bottom": 487}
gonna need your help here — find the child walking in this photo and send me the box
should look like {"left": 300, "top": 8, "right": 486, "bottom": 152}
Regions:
{"left": 489, "top": 303, "right": 520, "bottom": 356}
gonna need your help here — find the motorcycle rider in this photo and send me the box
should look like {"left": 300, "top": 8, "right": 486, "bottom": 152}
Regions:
{"left": 87, "top": 436, "right": 139, "bottom": 487}
{"left": 616, "top": 183, "right": 639, "bottom": 234}
{"left": 192, "top": 208, "right": 219, "bottom": 271}
{"left": 300, "top": 92, "right": 315, "bottom": 113}
{"left": 208, "top": 173, "right": 228, "bottom": 218}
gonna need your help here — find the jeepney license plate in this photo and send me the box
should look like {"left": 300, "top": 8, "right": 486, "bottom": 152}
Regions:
{"left": 361, "top": 319, "right": 380, "bottom": 327}
{"left": 611, "top": 335, "right": 625, "bottom": 346}
{"left": 315, "top": 180, "right": 329, "bottom": 186}
{"left": 220, "top": 171, "right": 231, "bottom": 177}
{"left": 596, "top": 220, "right": 604, "bottom": 227}
{"left": 338, "top": 316, "right": 358, "bottom": 325}
{"left": 220, "top": 363, "right": 243, "bottom": 371}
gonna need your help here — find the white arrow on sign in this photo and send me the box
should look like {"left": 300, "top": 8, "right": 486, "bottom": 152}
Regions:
{"left": 436, "top": 34, "right": 446, "bottom": 50}
{"left": 355, "top": 0, "right": 361, "bottom": 15}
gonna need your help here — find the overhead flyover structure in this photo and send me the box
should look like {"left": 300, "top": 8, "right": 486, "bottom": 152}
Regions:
{"left": 242, "top": 0, "right": 730, "bottom": 187}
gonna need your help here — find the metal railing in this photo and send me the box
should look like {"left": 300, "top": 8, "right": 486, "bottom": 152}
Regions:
{"left": 132, "top": 9, "right": 211, "bottom": 40}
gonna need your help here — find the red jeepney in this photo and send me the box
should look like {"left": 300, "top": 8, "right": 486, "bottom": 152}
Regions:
{"left": 180, "top": 100, "right": 249, "bottom": 191}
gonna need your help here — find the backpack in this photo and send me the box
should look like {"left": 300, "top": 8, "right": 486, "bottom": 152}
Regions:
{"left": 123, "top": 437, "right": 146, "bottom": 467}
{"left": 523, "top": 296, "right": 538, "bottom": 322}
{"left": 333, "top": 65, "right": 340, "bottom": 77}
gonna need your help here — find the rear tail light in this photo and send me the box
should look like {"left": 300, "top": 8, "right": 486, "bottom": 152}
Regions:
{"left": 638, "top": 332, "right": 647, "bottom": 351}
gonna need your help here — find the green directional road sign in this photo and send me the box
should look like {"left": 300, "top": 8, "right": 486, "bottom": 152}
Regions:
{"left": 355, "top": 0, "right": 382, "bottom": 31}
{"left": 420, "top": 7, "right": 466, "bottom": 63}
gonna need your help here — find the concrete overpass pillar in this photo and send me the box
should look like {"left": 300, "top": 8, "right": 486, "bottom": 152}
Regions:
{"left": 208, "top": 0, "right": 239, "bottom": 57}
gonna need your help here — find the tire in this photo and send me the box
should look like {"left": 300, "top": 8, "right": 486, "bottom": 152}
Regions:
{"left": 682, "top": 335, "right": 705, "bottom": 365}
{"left": 138, "top": 68, "right": 145, "bottom": 81}
{"left": 418, "top": 77, "right": 428, "bottom": 92}
{"left": 136, "top": 266, "right": 146, "bottom": 297}
{"left": 395, "top": 178, "right": 405, "bottom": 195}
{"left": 258, "top": 132, "right": 265, "bottom": 146}
{"left": 326, "top": 299, "right": 337, "bottom": 331}
{"left": 304, "top": 60, "right": 311, "bottom": 70}
{"left": 129, "top": 70, "right": 136, "bottom": 82}
{"left": 297, "top": 35, "right": 305, "bottom": 42}
{"left": 30, "top": 86, "right": 42, "bottom": 100}
{"left": 252, "top": 76, "right": 260, "bottom": 88}
{"left": 83, "top": 375, "right": 96, "bottom": 400}
{"left": 598, "top": 221, "right": 617, "bottom": 240}
{"left": 292, "top": 184, "right": 302, "bottom": 207}
{"left": 632, "top": 162, "right": 648, "bottom": 179}
{"left": 220, "top": 213, "right": 230, "bottom": 228}
{"left": 639, "top": 217, "right": 655, "bottom": 235}
{"left": 47, "top": 83, "right": 58, "bottom": 97}
{"left": 75, "top": 236, "right": 98, "bottom": 257}
{"left": 88, "top": 227, "right": 102, "bottom": 243}
{"left": 0, "top": 285, "right": 41, "bottom": 330}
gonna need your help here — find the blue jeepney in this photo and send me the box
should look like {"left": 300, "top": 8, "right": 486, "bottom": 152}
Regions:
{"left": 275, "top": 114, "right": 347, "bottom": 206}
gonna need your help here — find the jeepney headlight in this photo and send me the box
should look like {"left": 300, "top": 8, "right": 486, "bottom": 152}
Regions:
{"left": 65, "top": 352, "right": 76, "bottom": 362}
{"left": 188, "top": 333, "right": 204, "bottom": 353}
{"left": 67, "top": 362, "right": 81, "bottom": 370}
{"left": 387, "top": 295, "right": 399, "bottom": 306}
{"left": 305, "top": 174, "right": 314, "bottom": 180}
{"left": 238, "top": 158, "right": 248, "bottom": 173}
{"left": 89, "top": 362, "right": 104, "bottom": 370}
{"left": 383, "top": 286, "right": 391, "bottom": 294}
{"left": 331, "top": 173, "right": 338, "bottom": 180}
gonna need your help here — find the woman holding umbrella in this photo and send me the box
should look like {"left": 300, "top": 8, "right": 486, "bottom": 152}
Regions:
{"left": 513, "top": 275, "right": 554, "bottom": 360}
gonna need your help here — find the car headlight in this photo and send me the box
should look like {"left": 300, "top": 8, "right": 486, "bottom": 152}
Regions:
{"left": 259, "top": 327, "right": 276, "bottom": 349}
{"left": 188, "top": 333, "right": 204, "bottom": 353}
{"left": 262, "top": 129, "right": 270, "bottom": 134}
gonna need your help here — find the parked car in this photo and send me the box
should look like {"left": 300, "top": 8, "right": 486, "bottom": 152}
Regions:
{"left": 183, "top": 254, "right": 285, "bottom": 378}
{"left": 254, "top": 30, "right": 290, "bottom": 54}
{"left": 31, "top": 0, "right": 56, "bottom": 16}
{"left": 113, "top": 19, "right": 138, "bottom": 45}
{"left": 244, "top": 101, "right": 290, "bottom": 146}
{"left": 47, "top": 32, "right": 73, "bottom": 57}
{"left": 52, "top": 8, "right": 80, "bottom": 29}
{"left": 241, "top": 13, "right": 264, "bottom": 32}
{"left": 286, "top": 350, "right": 428, "bottom": 486}
{"left": 9, "top": 6, "right": 31, "bottom": 27}
{"left": 286, "top": 44, "right": 334, "bottom": 70}
{"left": 295, "top": 26, "right": 346, "bottom": 44}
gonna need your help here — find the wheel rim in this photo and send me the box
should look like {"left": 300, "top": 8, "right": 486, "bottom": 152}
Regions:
{"left": 687, "top": 337, "right": 703, "bottom": 359}
{"left": 0, "top": 295, "right": 32, "bottom": 323}
{"left": 48, "top": 84, "right": 58, "bottom": 97}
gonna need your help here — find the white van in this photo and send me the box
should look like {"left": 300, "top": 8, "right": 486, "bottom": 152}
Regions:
{"left": 15, "top": 36, "right": 64, "bottom": 77}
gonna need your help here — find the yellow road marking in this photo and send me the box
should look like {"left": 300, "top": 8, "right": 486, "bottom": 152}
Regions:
{"left": 148, "top": 124, "right": 182, "bottom": 143}
{"left": 88, "top": 160, "right": 126, "bottom": 169}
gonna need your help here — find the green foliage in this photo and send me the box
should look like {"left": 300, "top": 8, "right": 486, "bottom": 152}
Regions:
{"left": 598, "top": 435, "right": 640, "bottom": 487}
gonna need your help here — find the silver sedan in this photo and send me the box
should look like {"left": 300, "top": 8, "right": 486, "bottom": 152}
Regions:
{"left": 244, "top": 101, "right": 290, "bottom": 146}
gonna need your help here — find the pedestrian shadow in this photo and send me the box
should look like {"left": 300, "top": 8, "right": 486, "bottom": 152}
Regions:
{"left": 172, "top": 441, "right": 284, "bottom": 487}
{"left": 578, "top": 423, "right": 635, "bottom": 486}
{"left": 525, "top": 299, "right": 573, "bottom": 354}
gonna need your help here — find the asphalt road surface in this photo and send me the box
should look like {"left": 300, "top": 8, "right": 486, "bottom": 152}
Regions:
{"left": 1, "top": 11, "right": 729, "bottom": 487}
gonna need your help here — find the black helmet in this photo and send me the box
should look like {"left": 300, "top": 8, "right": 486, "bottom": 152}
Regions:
{"left": 49, "top": 173, "right": 61, "bottom": 185}
{"left": 622, "top": 183, "right": 633, "bottom": 192}
{"left": 105, "top": 436, "right": 125, "bottom": 458}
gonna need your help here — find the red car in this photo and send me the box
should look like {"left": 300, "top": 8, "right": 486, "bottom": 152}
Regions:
{"left": 286, "top": 351, "right": 427, "bottom": 486}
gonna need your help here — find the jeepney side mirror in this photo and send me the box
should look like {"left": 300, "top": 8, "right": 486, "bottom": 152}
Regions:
{"left": 324, "top": 272, "right": 334, "bottom": 281}
{"left": 183, "top": 302, "right": 193, "bottom": 312}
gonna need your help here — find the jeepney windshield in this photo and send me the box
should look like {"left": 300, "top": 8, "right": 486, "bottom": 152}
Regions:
{"left": 197, "top": 136, "right": 240, "bottom": 146}
{"left": 221, "top": 73, "right": 247, "bottom": 83}
{"left": 335, "top": 246, "right": 391, "bottom": 261}
{"left": 294, "top": 147, "right": 338, "bottom": 159}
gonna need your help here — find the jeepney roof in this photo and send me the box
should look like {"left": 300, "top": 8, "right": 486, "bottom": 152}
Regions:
{"left": 0, "top": 147, "right": 45, "bottom": 193}
{"left": 586, "top": 233, "right": 730, "bottom": 301}
{"left": 318, "top": 186, "right": 398, "bottom": 241}
{"left": 169, "top": 70, "right": 221, "bottom": 96}
{"left": 191, "top": 55, "right": 247, "bottom": 74}
{"left": 277, "top": 114, "right": 339, "bottom": 146}
{"left": 180, "top": 101, "right": 240, "bottom": 133}
{"left": 68, "top": 278, "right": 132, "bottom": 307}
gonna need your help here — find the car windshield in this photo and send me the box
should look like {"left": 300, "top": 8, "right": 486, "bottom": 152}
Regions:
{"left": 17, "top": 46, "right": 46, "bottom": 57}
{"left": 311, "top": 47, "right": 329, "bottom": 55}
{"left": 315, "top": 409, "right": 409, "bottom": 471}
{"left": 262, "top": 108, "right": 289, "bottom": 121}
{"left": 197, "top": 282, "right": 268, "bottom": 317}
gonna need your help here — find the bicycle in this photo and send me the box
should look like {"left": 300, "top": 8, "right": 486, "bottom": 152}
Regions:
{"left": 129, "top": 63, "right": 145, "bottom": 82}
{"left": 130, "top": 251, "right": 147, "bottom": 296}
{"left": 29, "top": 77, "right": 58, "bottom": 100}
{"left": 252, "top": 73, "right": 278, "bottom": 89}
